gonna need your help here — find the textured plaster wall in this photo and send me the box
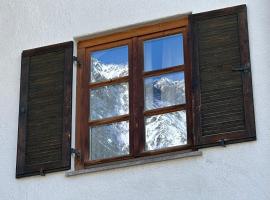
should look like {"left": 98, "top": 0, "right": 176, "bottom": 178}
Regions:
{"left": 0, "top": 0, "right": 270, "bottom": 199}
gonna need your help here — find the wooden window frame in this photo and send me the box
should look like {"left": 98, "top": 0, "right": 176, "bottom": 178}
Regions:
{"left": 75, "top": 16, "right": 192, "bottom": 170}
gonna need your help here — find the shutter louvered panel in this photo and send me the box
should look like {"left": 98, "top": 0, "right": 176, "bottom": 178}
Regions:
{"left": 190, "top": 5, "right": 256, "bottom": 147}
{"left": 16, "top": 42, "right": 73, "bottom": 178}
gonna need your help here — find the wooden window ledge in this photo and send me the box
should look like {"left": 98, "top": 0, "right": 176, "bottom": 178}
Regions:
{"left": 66, "top": 150, "right": 202, "bottom": 177}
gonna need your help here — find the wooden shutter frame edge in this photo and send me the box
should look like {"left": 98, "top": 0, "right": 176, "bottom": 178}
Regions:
{"left": 16, "top": 56, "right": 30, "bottom": 177}
{"left": 190, "top": 4, "right": 256, "bottom": 148}
{"left": 16, "top": 41, "right": 73, "bottom": 178}
{"left": 238, "top": 6, "right": 256, "bottom": 141}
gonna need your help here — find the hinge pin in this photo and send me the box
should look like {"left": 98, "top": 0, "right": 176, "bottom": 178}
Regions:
{"left": 71, "top": 148, "right": 81, "bottom": 158}
{"left": 73, "top": 56, "right": 81, "bottom": 66}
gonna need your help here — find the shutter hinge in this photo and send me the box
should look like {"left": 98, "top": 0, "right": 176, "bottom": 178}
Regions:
{"left": 73, "top": 56, "right": 81, "bottom": 66}
{"left": 40, "top": 168, "right": 45, "bottom": 176}
{"left": 71, "top": 148, "right": 81, "bottom": 158}
{"left": 217, "top": 139, "right": 228, "bottom": 147}
{"left": 232, "top": 63, "right": 251, "bottom": 72}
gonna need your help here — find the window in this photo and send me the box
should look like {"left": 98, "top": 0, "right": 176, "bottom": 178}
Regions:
{"left": 16, "top": 5, "right": 256, "bottom": 177}
{"left": 75, "top": 17, "right": 194, "bottom": 168}
{"left": 75, "top": 5, "right": 256, "bottom": 170}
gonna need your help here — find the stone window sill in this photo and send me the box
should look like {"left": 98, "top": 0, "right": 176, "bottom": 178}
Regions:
{"left": 66, "top": 150, "right": 202, "bottom": 177}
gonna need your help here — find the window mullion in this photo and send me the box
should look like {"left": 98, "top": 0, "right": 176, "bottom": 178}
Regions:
{"left": 131, "top": 37, "right": 145, "bottom": 157}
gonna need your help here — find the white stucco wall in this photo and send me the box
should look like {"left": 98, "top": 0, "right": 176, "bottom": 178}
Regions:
{"left": 0, "top": 0, "right": 270, "bottom": 199}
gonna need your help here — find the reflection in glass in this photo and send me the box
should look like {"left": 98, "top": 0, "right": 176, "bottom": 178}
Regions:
{"left": 144, "top": 72, "right": 185, "bottom": 110}
{"left": 145, "top": 111, "right": 187, "bottom": 151}
{"left": 90, "top": 83, "right": 129, "bottom": 120}
{"left": 91, "top": 45, "right": 128, "bottom": 83}
{"left": 90, "top": 121, "right": 129, "bottom": 160}
{"left": 144, "top": 33, "right": 184, "bottom": 72}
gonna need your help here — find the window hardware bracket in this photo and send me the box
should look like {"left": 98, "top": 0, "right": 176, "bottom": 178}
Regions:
{"left": 232, "top": 63, "right": 251, "bottom": 72}
{"left": 73, "top": 56, "right": 81, "bottom": 66}
{"left": 217, "top": 139, "right": 227, "bottom": 147}
{"left": 40, "top": 168, "right": 45, "bottom": 176}
{"left": 71, "top": 148, "right": 81, "bottom": 158}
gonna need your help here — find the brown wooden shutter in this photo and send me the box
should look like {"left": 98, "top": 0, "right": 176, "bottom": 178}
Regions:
{"left": 190, "top": 5, "right": 256, "bottom": 148}
{"left": 16, "top": 42, "right": 73, "bottom": 178}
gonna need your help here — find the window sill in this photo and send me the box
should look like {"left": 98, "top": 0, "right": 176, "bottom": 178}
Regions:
{"left": 65, "top": 150, "right": 202, "bottom": 177}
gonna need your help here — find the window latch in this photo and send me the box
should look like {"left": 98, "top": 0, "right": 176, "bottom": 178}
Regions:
{"left": 232, "top": 63, "right": 250, "bottom": 72}
{"left": 71, "top": 148, "right": 81, "bottom": 158}
{"left": 73, "top": 56, "right": 81, "bottom": 66}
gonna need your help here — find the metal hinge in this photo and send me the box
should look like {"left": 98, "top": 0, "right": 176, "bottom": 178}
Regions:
{"left": 71, "top": 148, "right": 81, "bottom": 158}
{"left": 40, "top": 168, "right": 45, "bottom": 176}
{"left": 232, "top": 63, "right": 251, "bottom": 72}
{"left": 73, "top": 56, "right": 81, "bottom": 66}
{"left": 217, "top": 139, "right": 229, "bottom": 147}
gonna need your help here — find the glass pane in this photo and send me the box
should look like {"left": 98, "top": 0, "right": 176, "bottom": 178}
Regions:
{"left": 90, "top": 121, "right": 129, "bottom": 160}
{"left": 91, "top": 45, "right": 128, "bottom": 83}
{"left": 144, "top": 72, "right": 185, "bottom": 110}
{"left": 144, "top": 33, "right": 184, "bottom": 71}
{"left": 145, "top": 111, "right": 187, "bottom": 151}
{"left": 90, "top": 83, "right": 129, "bottom": 120}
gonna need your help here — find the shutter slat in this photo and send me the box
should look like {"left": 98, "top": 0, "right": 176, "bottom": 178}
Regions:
{"left": 191, "top": 5, "right": 256, "bottom": 147}
{"left": 201, "top": 88, "right": 242, "bottom": 103}
{"left": 16, "top": 41, "right": 73, "bottom": 178}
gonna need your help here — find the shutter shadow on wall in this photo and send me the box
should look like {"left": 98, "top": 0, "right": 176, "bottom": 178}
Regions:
{"left": 190, "top": 5, "right": 256, "bottom": 148}
{"left": 16, "top": 42, "right": 73, "bottom": 178}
